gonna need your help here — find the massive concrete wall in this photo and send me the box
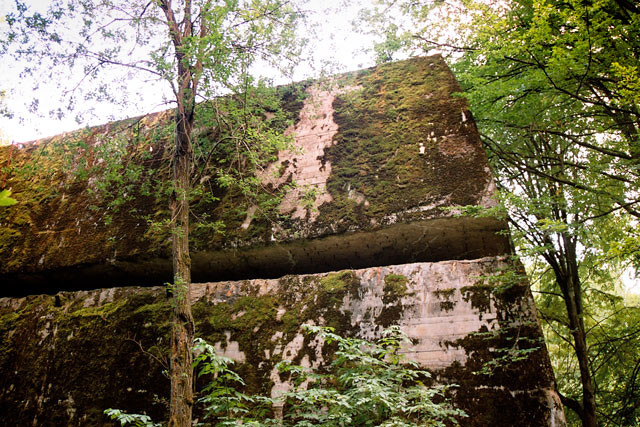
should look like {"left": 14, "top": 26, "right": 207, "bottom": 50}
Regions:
{"left": 0, "top": 56, "right": 565, "bottom": 425}
{"left": 0, "top": 258, "right": 564, "bottom": 426}
{"left": 1, "top": 56, "right": 509, "bottom": 295}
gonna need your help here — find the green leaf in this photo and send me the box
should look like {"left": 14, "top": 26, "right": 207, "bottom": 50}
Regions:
{"left": 0, "top": 189, "right": 17, "bottom": 206}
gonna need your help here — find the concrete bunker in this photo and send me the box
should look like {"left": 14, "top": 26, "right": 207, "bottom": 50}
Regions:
{"left": 0, "top": 56, "right": 565, "bottom": 426}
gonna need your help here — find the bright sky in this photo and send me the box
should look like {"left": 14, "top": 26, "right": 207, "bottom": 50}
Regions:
{"left": 0, "top": 0, "right": 382, "bottom": 143}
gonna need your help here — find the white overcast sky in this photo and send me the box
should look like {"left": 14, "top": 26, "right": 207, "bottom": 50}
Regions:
{"left": 0, "top": 0, "right": 385, "bottom": 143}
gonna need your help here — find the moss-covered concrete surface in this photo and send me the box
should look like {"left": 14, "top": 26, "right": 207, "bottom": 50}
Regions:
{"left": 0, "top": 258, "right": 564, "bottom": 426}
{"left": 0, "top": 55, "right": 510, "bottom": 294}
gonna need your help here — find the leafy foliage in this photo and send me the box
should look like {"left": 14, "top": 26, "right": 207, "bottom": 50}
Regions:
{"left": 105, "top": 408, "right": 161, "bottom": 427}
{"left": 192, "top": 337, "right": 275, "bottom": 425}
{"left": 107, "top": 326, "right": 465, "bottom": 426}
{"left": 269, "top": 325, "right": 465, "bottom": 427}
{"left": 2, "top": 0, "right": 307, "bottom": 120}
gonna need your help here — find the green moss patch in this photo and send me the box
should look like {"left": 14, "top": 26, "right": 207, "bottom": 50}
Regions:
{"left": 382, "top": 273, "right": 408, "bottom": 305}
{"left": 0, "top": 288, "right": 172, "bottom": 425}
{"left": 317, "top": 56, "right": 488, "bottom": 231}
{"left": 0, "top": 81, "right": 308, "bottom": 280}
{"left": 461, "top": 284, "right": 493, "bottom": 314}
{"left": 321, "top": 270, "right": 358, "bottom": 294}
{"left": 383, "top": 273, "right": 408, "bottom": 294}
{"left": 189, "top": 270, "right": 364, "bottom": 396}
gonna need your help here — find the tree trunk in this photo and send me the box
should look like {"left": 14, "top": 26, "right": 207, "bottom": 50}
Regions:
{"left": 157, "top": 1, "right": 197, "bottom": 423}
{"left": 168, "top": 90, "right": 195, "bottom": 427}
{"left": 559, "top": 236, "right": 597, "bottom": 427}
{"left": 564, "top": 278, "right": 597, "bottom": 427}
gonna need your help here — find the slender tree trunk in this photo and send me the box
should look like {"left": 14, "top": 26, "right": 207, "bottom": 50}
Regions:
{"left": 559, "top": 236, "right": 597, "bottom": 427}
{"left": 168, "top": 83, "right": 196, "bottom": 427}
{"left": 157, "top": 1, "right": 198, "bottom": 424}
{"left": 563, "top": 278, "right": 597, "bottom": 427}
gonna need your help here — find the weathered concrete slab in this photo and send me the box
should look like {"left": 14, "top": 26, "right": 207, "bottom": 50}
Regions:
{"left": 0, "top": 258, "right": 564, "bottom": 426}
{"left": 0, "top": 56, "right": 510, "bottom": 294}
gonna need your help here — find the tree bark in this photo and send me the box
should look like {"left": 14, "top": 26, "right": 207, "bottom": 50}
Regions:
{"left": 168, "top": 67, "right": 196, "bottom": 427}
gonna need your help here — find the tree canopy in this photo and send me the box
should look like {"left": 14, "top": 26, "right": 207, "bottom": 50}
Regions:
{"left": 362, "top": 0, "right": 640, "bottom": 425}
{"left": 2, "top": 0, "right": 306, "bottom": 118}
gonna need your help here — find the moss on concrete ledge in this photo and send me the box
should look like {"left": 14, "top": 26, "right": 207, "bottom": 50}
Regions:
{"left": 383, "top": 273, "right": 408, "bottom": 298}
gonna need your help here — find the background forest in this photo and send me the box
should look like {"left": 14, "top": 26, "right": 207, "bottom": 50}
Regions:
{"left": 1, "top": 0, "right": 639, "bottom": 426}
